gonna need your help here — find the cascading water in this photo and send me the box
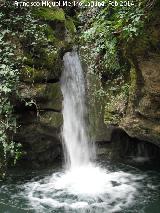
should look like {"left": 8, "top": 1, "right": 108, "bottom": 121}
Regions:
{"left": 61, "top": 51, "right": 95, "bottom": 169}
{"left": 7, "top": 51, "right": 159, "bottom": 213}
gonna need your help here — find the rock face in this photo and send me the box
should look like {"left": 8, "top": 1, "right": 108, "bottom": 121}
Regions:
{"left": 93, "top": 6, "right": 160, "bottom": 159}
{"left": 122, "top": 55, "right": 160, "bottom": 146}
{"left": 121, "top": 11, "right": 160, "bottom": 147}
{"left": 15, "top": 82, "right": 63, "bottom": 168}
{"left": 13, "top": 7, "right": 76, "bottom": 167}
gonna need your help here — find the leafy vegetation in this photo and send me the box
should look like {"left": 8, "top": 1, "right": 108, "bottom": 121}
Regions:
{"left": 79, "top": 0, "right": 148, "bottom": 75}
{"left": 0, "top": 0, "right": 53, "bottom": 177}
{"left": 33, "top": 7, "right": 65, "bottom": 21}
{"left": 0, "top": 3, "right": 23, "bottom": 177}
{"left": 79, "top": 0, "right": 156, "bottom": 124}
{"left": 0, "top": 0, "right": 76, "bottom": 177}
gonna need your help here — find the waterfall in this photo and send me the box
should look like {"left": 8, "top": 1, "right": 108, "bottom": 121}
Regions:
{"left": 21, "top": 52, "right": 149, "bottom": 213}
{"left": 61, "top": 51, "right": 95, "bottom": 169}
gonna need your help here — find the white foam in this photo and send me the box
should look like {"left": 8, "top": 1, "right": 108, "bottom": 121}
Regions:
{"left": 23, "top": 163, "right": 142, "bottom": 212}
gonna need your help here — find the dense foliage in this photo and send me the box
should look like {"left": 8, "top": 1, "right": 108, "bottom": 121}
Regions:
{"left": 79, "top": 0, "right": 156, "bottom": 124}
{"left": 0, "top": 0, "right": 75, "bottom": 177}
{"left": 79, "top": 0, "right": 150, "bottom": 75}
{"left": 0, "top": 2, "right": 24, "bottom": 176}
{"left": 0, "top": 0, "right": 51, "bottom": 177}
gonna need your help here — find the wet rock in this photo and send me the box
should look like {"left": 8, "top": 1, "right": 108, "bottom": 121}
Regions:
{"left": 14, "top": 123, "right": 62, "bottom": 168}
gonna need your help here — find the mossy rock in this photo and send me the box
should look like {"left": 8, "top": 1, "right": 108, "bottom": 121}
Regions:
{"left": 18, "top": 83, "right": 46, "bottom": 99}
{"left": 19, "top": 82, "right": 62, "bottom": 110}
{"left": 38, "top": 83, "right": 62, "bottom": 111}
{"left": 32, "top": 7, "right": 65, "bottom": 21}
{"left": 21, "top": 65, "right": 48, "bottom": 83}
{"left": 43, "top": 25, "right": 56, "bottom": 43}
{"left": 39, "top": 111, "right": 62, "bottom": 128}
{"left": 24, "top": 47, "right": 62, "bottom": 79}
{"left": 65, "top": 17, "right": 76, "bottom": 34}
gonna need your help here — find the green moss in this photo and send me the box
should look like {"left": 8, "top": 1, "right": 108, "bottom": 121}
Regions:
{"left": 19, "top": 83, "right": 46, "bottom": 99}
{"left": 23, "top": 39, "right": 65, "bottom": 80}
{"left": 22, "top": 65, "right": 48, "bottom": 82}
{"left": 45, "top": 50, "right": 58, "bottom": 65}
{"left": 42, "top": 49, "right": 62, "bottom": 76}
{"left": 40, "top": 112, "right": 62, "bottom": 128}
{"left": 44, "top": 25, "right": 56, "bottom": 43}
{"left": 24, "top": 46, "right": 60, "bottom": 70}
{"left": 22, "top": 8, "right": 74, "bottom": 82}
{"left": 24, "top": 53, "right": 34, "bottom": 66}
{"left": 35, "top": 84, "right": 46, "bottom": 94}
{"left": 33, "top": 8, "right": 65, "bottom": 21}
{"left": 45, "top": 83, "right": 62, "bottom": 111}
{"left": 104, "top": 111, "right": 120, "bottom": 125}
{"left": 65, "top": 17, "right": 76, "bottom": 34}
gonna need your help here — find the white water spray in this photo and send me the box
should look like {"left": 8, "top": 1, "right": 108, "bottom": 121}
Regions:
{"left": 61, "top": 51, "right": 95, "bottom": 169}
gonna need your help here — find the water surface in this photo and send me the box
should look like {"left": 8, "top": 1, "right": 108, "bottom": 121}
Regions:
{"left": 0, "top": 160, "right": 160, "bottom": 213}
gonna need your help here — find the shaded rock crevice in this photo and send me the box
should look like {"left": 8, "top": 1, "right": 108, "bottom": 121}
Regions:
{"left": 96, "top": 126, "right": 160, "bottom": 168}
